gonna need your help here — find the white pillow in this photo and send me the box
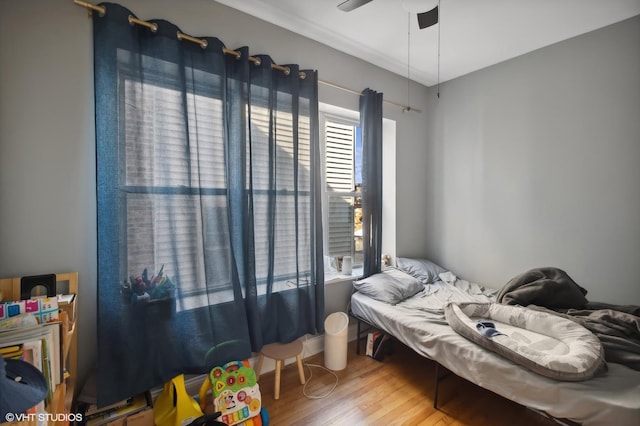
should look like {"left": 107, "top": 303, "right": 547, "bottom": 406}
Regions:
{"left": 353, "top": 268, "right": 423, "bottom": 304}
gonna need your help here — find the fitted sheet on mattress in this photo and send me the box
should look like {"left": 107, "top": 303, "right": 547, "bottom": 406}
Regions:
{"left": 351, "top": 287, "right": 640, "bottom": 426}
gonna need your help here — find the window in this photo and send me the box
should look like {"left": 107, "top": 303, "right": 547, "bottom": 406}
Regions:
{"left": 119, "top": 55, "right": 234, "bottom": 310}
{"left": 118, "top": 52, "right": 315, "bottom": 310}
{"left": 320, "top": 103, "right": 397, "bottom": 280}
{"left": 321, "top": 108, "right": 363, "bottom": 272}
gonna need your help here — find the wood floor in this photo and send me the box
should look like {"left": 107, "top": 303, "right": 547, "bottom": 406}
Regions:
{"left": 253, "top": 339, "right": 559, "bottom": 426}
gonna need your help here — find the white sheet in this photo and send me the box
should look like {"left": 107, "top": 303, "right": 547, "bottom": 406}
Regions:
{"left": 399, "top": 272, "right": 497, "bottom": 314}
{"left": 351, "top": 280, "right": 640, "bottom": 426}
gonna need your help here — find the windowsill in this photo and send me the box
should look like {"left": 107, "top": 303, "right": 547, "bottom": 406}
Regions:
{"left": 324, "top": 267, "right": 363, "bottom": 285}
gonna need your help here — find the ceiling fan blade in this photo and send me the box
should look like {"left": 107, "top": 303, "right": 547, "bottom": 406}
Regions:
{"left": 417, "top": 6, "right": 438, "bottom": 29}
{"left": 337, "top": 0, "right": 374, "bottom": 12}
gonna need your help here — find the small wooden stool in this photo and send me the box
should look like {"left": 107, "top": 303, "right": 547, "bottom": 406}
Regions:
{"left": 255, "top": 339, "right": 306, "bottom": 400}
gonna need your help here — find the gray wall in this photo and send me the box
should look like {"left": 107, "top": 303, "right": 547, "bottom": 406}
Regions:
{"left": 0, "top": 0, "right": 429, "bottom": 387}
{"left": 425, "top": 15, "right": 640, "bottom": 304}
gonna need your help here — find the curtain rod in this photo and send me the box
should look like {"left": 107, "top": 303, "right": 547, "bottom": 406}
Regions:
{"left": 74, "top": 0, "right": 420, "bottom": 113}
{"left": 318, "top": 80, "right": 421, "bottom": 113}
{"left": 74, "top": 0, "right": 299, "bottom": 77}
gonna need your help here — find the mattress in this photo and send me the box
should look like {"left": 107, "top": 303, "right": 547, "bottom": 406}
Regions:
{"left": 351, "top": 282, "right": 640, "bottom": 426}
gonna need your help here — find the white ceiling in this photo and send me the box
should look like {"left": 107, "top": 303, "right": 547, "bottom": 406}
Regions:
{"left": 215, "top": 0, "right": 640, "bottom": 87}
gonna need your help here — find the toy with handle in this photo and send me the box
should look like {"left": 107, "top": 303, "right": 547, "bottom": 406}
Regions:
{"left": 155, "top": 374, "right": 204, "bottom": 426}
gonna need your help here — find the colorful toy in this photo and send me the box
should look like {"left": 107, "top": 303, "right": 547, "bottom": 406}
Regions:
{"left": 199, "top": 360, "right": 262, "bottom": 426}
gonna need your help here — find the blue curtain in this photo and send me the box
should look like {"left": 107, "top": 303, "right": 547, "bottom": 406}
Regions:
{"left": 94, "top": 3, "right": 324, "bottom": 405}
{"left": 360, "top": 89, "right": 383, "bottom": 277}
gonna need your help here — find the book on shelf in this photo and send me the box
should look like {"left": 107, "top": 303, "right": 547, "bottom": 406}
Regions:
{"left": 22, "top": 339, "right": 48, "bottom": 411}
{"left": 0, "top": 312, "right": 39, "bottom": 331}
{"left": 43, "top": 320, "right": 64, "bottom": 385}
{"left": 0, "top": 312, "right": 66, "bottom": 411}
{"left": 57, "top": 293, "right": 76, "bottom": 323}
{"left": 0, "top": 297, "right": 59, "bottom": 324}
{"left": 0, "top": 343, "right": 23, "bottom": 359}
{"left": 57, "top": 294, "right": 75, "bottom": 304}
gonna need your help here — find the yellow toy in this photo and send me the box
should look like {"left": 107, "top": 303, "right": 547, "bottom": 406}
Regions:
{"left": 155, "top": 374, "right": 204, "bottom": 426}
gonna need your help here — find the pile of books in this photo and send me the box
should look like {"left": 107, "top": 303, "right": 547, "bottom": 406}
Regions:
{"left": 366, "top": 330, "right": 391, "bottom": 361}
{"left": 77, "top": 373, "right": 153, "bottom": 426}
{"left": 0, "top": 293, "right": 75, "bottom": 413}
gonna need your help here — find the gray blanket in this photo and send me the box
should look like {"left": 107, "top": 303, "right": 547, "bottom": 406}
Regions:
{"left": 498, "top": 267, "right": 640, "bottom": 371}
{"left": 497, "top": 267, "right": 588, "bottom": 308}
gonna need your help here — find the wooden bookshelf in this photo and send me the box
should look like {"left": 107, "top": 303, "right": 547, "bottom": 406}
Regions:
{"left": 0, "top": 272, "right": 78, "bottom": 426}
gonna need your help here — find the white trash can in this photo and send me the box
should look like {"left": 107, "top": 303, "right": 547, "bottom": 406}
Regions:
{"left": 324, "top": 312, "right": 349, "bottom": 371}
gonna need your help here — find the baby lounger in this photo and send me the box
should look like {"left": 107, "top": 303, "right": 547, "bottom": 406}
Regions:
{"left": 444, "top": 302, "right": 606, "bottom": 381}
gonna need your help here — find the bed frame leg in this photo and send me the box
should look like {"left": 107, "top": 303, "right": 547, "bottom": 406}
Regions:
{"left": 356, "top": 319, "right": 361, "bottom": 355}
{"left": 433, "top": 363, "right": 440, "bottom": 409}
